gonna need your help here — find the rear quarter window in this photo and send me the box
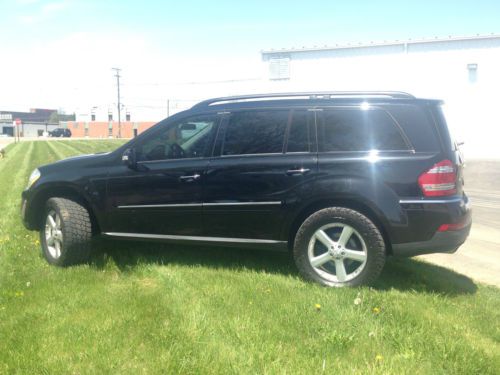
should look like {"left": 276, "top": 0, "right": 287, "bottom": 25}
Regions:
{"left": 385, "top": 104, "right": 441, "bottom": 152}
{"left": 318, "top": 109, "right": 410, "bottom": 152}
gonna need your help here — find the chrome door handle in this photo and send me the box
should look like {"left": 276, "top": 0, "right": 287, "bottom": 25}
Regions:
{"left": 179, "top": 174, "right": 201, "bottom": 181}
{"left": 286, "top": 168, "right": 310, "bottom": 176}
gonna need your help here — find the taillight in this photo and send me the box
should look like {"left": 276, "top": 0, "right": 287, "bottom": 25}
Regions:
{"left": 418, "top": 160, "right": 457, "bottom": 197}
{"left": 437, "top": 222, "right": 467, "bottom": 232}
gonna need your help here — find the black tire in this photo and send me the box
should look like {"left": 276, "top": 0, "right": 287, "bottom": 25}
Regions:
{"left": 293, "top": 207, "right": 386, "bottom": 287}
{"left": 39, "top": 198, "right": 92, "bottom": 266}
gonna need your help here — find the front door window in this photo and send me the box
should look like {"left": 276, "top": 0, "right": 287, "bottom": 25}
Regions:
{"left": 136, "top": 115, "right": 218, "bottom": 162}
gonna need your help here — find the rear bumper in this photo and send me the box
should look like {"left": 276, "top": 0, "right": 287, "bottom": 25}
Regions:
{"left": 392, "top": 195, "right": 472, "bottom": 257}
{"left": 392, "top": 223, "right": 471, "bottom": 257}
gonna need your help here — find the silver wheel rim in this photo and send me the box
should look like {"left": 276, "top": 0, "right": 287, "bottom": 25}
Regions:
{"left": 44, "top": 210, "right": 63, "bottom": 259}
{"left": 307, "top": 223, "right": 368, "bottom": 283}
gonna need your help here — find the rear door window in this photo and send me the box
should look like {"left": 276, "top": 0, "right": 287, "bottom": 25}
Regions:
{"left": 221, "top": 110, "right": 288, "bottom": 155}
{"left": 317, "top": 109, "right": 410, "bottom": 152}
{"left": 286, "top": 110, "right": 315, "bottom": 153}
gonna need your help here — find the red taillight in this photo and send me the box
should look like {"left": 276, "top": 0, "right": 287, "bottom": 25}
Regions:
{"left": 437, "top": 222, "right": 466, "bottom": 232}
{"left": 418, "top": 160, "right": 457, "bottom": 197}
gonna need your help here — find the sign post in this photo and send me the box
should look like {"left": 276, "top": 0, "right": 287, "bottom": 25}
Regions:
{"left": 14, "top": 118, "right": 22, "bottom": 143}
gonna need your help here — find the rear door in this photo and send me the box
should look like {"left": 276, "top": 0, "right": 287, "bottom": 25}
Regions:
{"left": 203, "top": 108, "right": 317, "bottom": 240}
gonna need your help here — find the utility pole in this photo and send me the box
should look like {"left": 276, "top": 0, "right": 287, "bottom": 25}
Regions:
{"left": 112, "top": 68, "right": 122, "bottom": 138}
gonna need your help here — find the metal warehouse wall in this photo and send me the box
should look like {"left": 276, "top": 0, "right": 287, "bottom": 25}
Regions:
{"left": 261, "top": 36, "right": 500, "bottom": 158}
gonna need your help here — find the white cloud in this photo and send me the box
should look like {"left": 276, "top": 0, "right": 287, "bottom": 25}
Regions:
{"left": 16, "top": 0, "right": 41, "bottom": 4}
{"left": 17, "top": 0, "right": 70, "bottom": 25}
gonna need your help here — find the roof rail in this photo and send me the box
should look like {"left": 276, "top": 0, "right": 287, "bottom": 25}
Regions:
{"left": 191, "top": 91, "right": 415, "bottom": 109}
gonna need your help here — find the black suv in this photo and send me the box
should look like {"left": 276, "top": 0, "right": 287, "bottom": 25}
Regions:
{"left": 21, "top": 92, "right": 471, "bottom": 286}
{"left": 49, "top": 128, "right": 72, "bottom": 137}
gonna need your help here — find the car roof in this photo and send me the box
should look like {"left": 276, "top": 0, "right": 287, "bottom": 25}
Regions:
{"left": 190, "top": 92, "right": 442, "bottom": 112}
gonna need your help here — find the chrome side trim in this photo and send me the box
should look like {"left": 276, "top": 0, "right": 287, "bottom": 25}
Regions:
{"left": 103, "top": 232, "right": 286, "bottom": 244}
{"left": 118, "top": 201, "right": 282, "bottom": 209}
{"left": 118, "top": 203, "right": 202, "bottom": 209}
{"left": 399, "top": 198, "right": 463, "bottom": 204}
{"left": 203, "top": 201, "right": 282, "bottom": 207}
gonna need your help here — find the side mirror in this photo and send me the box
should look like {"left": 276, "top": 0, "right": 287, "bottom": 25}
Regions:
{"left": 122, "top": 148, "right": 137, "bottom": 169}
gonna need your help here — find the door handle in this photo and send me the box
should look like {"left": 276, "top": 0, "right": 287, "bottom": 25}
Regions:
{"left": 179, "top": 174, "right": 201, "bottom": 181}
{"left": 286, "top": 168, "right": 310, "bottom": 176}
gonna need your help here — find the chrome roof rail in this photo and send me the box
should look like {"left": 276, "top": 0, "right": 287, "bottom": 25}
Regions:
{"left": 191, "top": 91, "right": 415, "bottom": 109}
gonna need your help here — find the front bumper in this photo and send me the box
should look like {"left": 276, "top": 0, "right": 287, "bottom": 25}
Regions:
{"left": 21, "top": 189, "right": 36, "bottom": 230}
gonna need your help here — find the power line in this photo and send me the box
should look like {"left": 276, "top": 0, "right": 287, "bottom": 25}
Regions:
{"left": 112, "top": 68, "right": 122, "bottom": 138}
{"left": 121, "top": 77, "right": 262, "bottom": 87}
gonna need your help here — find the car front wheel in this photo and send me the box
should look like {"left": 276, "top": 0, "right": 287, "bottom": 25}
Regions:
{"left": 40, "top": 198, "right": 92, "bottom": 266}
{"left": 293, "top": 207, "right": 386, "bottom": 287}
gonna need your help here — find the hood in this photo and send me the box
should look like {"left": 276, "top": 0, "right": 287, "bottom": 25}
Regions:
{"left": 39, "top": 151, "right": 115, "bottom": 173}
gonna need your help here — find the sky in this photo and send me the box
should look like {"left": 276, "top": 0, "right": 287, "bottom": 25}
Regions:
{"left": 1, "top": 0, "right": 500, "bottom": 119}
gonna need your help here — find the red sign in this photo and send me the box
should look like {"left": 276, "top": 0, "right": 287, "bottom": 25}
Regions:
{"left": 14, "top": 118, "right": 22, "bottom": 126}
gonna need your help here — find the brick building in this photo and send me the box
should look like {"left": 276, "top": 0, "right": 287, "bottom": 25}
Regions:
{"left": 65, "top": 121, "right": 156, "bottom": 138}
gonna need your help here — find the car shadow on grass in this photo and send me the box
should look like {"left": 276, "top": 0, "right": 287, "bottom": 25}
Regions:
{"left": 374, "top": 257, "right": 477, "bottom": 296}
{"left": 90, "top": 239, "right": 477, "bottom": 296}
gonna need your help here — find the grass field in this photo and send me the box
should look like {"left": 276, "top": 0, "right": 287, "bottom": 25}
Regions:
{"left": 0, "top": 140, "right": 499, "bottom": 374}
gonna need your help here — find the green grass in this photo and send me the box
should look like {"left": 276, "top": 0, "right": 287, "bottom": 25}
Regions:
{"left": 0, "top": 140, "right": 499, "bottom": 374}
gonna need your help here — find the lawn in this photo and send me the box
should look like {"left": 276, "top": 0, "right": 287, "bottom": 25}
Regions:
{"left": 0, "top": 140, "right": 499, "bottom": 374}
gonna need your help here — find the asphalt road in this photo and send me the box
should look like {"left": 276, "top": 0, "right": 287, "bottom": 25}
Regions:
{"left": 420, "top": 160, "right": 500, "bottom": 287}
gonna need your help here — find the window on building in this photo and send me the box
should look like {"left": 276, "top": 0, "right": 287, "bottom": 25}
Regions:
{"left": 286, "top": 110, "right": 314, "bottom": 153}
{"left": 222, "top": 111, "right": 288, "bottom": 156}
{"left": 269, "top": 58, "right": 290, "bottom": 80}
{"left": 467, "top": 63, "right": 478, "bottom": 84}
{"left": 317, "top": 109, "right": 409, "bottom": 152}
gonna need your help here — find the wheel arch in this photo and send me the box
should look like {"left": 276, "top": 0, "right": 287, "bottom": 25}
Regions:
{"left": 28, "top": 185, "right": 101, "bottom": 234}
{"left": 285, "top": 198, "right": 393, "bottom": 255}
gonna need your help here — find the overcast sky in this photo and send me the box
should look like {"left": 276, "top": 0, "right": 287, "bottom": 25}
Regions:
{"left": 1, "top": 0, "right": 499, "bottom": 118}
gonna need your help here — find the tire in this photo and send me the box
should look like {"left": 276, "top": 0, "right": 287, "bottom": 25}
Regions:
{"left": 293, "top": 207, "right": 386, "bottom": 287}
{"left": 40, "top": 198, "right": 93, "bottom": 266}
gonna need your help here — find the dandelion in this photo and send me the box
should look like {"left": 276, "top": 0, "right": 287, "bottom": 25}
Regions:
{"left": 34, "top": 240, "right": 40, "bottom": 246}
{"left": 15, "top": 291, "right": 24, "bottom": 297}
{"left": 314, "top": 303, "right": 321, "bottom": 311}
{"left": 375, "top": 354, "right": 383, "bottom": 362}
{"left": 372, "top": 307, "right": 381, "bottom": 314}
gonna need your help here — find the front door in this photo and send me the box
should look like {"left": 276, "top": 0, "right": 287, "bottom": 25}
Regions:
{"left": 105, "top": 113, "right": 219, "bottom": 236}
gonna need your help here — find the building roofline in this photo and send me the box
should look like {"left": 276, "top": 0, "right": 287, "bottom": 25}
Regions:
{"left": 261, "top": 34, "right": 500, "bottom": 55}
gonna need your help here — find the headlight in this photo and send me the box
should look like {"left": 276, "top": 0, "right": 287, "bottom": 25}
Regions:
{"left": 27, "top": 168, "right": 41, "bottom": 189}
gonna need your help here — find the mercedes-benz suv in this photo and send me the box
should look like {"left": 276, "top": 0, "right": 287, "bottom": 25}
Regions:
{"left": 21, "top": 92, "right": 471, "bottom": 286}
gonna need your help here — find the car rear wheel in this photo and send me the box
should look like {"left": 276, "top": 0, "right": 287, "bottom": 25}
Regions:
{"left": 40, "top": 198, "right": 92, "bottom": 266}
{"left": 293, "top": 207, "right": 386, "bottom": 287}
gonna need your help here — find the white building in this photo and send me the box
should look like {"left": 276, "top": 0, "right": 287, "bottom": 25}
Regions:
{"left": 261, "top": 35, "right": 500, "bottom": 159}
